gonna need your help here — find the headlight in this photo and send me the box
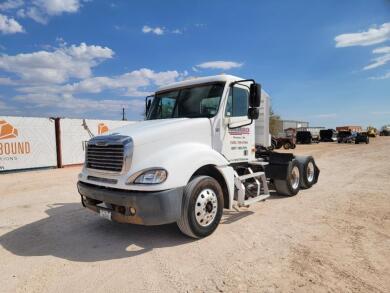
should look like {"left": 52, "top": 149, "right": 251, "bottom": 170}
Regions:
{"left": 132, "top": 169, "right": 167, "bottom": 184}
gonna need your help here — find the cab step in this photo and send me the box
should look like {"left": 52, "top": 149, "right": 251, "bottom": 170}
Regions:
{"left": 234, "top": 167, "right": 270, "bottom": 207}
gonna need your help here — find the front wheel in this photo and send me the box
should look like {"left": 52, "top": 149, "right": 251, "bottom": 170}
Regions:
{"left": 177, "top": 176, "right": 224, "bottom": 238}
{"left": 283, "top": 142, "right": 292, "bottom": 149}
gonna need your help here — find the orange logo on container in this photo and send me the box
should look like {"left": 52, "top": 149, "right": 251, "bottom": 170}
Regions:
{"left": 0, "top": 119, "right": 30, "bottom": 156}
{"left": 0, "top": 119, "right": 18, "bottom": 140}
{"left": 98, "top": 123, "right": 109, "bottom": 135}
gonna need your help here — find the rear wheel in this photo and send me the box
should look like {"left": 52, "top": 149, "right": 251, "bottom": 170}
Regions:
{"left": 177, "top": 176, "right": 223, "bottom": 238}
{"left": 295, "top": 156, "right": 316, "bottom": 189}
{"left": 283, "top": 142, "right": 292, "bottom": 149}
{"left": 274, "top": 160, "right": 301, "bottom": 196}
{"left": 269, "top": 142, "right": 275, "bottom": 151}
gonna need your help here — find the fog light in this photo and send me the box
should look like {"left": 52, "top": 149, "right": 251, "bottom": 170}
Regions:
{"left": 129, "top": 207, "right": 136, "bottom": 216}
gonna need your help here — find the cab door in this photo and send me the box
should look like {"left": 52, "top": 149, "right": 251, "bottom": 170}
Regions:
{"left": 220, "top": 85, "right": 255, "bottom": 163}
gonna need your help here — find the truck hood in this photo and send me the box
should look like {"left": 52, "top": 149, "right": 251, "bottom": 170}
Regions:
{"left": 109, "top": 118, "right": 212, "bottom": 146}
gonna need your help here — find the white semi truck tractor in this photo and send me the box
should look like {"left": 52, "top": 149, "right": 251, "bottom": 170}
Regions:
{"left": 77, "top": 75, "right": 320, "bottom": 238}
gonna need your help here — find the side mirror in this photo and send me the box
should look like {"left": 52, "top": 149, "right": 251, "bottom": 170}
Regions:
{"left": 249, "top": 83, "right": 261, "bottom": 108}
{"left": 145, "top": 95, "right": 153, "bottom": 117}
{"left": 247, "top": 107, "right": 259, "bottom": 120}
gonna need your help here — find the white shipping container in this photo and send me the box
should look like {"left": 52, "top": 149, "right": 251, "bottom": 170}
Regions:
{"left": 0, "top": 116, "right": 57, "bottom": 171}
{"left": 60, "top": 118, "right": 137, "bottom": 166}
{"left": 255, "top": 91, "right": 270, "bottom": 147}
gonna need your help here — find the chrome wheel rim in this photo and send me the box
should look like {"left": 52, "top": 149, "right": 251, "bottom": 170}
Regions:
{"left": 195, "top": 189, "right": 218, "bottom": 227}
{"left": 290, "top": 166, "right": 300, "bottom": 190}
{"left": 307, "top": 162, "right": 315, "bottom": 182}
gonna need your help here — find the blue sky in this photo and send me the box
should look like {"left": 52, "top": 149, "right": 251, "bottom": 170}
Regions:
{"left": 0, "top": 0, "right": 389, "bottom": 128}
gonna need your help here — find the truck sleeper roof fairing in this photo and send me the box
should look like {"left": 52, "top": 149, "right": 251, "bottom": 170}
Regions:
{"left": 157, "top": 74, "right": 271, "bottom": 100}
{"left": 157, "top": 75, "right": 240, "bottom": 92}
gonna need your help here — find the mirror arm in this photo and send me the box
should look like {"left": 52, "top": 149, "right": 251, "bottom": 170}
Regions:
{"left": 228, "top": 119, "right": 253, "bottom": 129}
{"left": 229, "top": 79, "right": 255, "bottom": 88}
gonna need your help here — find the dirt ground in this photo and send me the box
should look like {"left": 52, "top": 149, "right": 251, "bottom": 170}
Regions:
{"left": 0, "top": 137, "right": 389, "bottom": 293}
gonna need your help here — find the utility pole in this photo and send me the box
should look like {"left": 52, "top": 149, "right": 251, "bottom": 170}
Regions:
{"left": 122, "top": 107, "right": 127, "bottom": 121}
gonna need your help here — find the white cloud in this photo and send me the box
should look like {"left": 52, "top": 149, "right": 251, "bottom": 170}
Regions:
{"left": 0, "top": 0, "right": 24, "bottom": 11}
{"left": 142, "top": 25, "right": 164, "bottom": 35}
{"left": 0, "top": 76, "right": 16, "bottom": 85}
{"left": 371, "top": 111, "right": 390, "bottom": 115}
{"left": 1, "top": 43, "right": 184, "bottom": 117}
{"left": 0, "top": 42, "right": 114, "bottom": 83}
{"left": 141, "top": 25, "right": 186, "bottom": 36}
{"left": 0, "top": 99, "right": 11, "bottom": 109}
{"left": 11, "top": 68, "right": 184, "bottom": 115}
{"left": 335, "top": 23, "right": 390, "bottom": 47}
{"left": 311, "top": 113, "right": 337, "bottom": 118}
{"left": 34, "top": 0, "right": 80, "bottom": 15}
{"left": 364, "top": 46, "right": 390, "bottom": 70}
{"left": 14, "top": 92, "right": 145, "bottom": 114}
{"left": 172, "top": 29, "right": 182, "bottom": 34}
{"left": 16, "top": 68, "right": 183, "bottom": 97}
{"left": 369, "top": 71, "right": 390, "bottom": 80}
{"left": 15, "top": 0, "right": 85, "bottom": 24}
{"left": 0, "top": 13, "right": 23, "bottom": 34}
{"left": 17, "top": 7, "right": 47, "bottom": 24}
{"left": 196, "top": 61, "right": 243, "bottom": 70}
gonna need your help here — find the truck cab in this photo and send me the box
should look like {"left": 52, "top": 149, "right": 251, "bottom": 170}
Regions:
{"left": 78, "top": 75, "right": 319, "bottom": 238}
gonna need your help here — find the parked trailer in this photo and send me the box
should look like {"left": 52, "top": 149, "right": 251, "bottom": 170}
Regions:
{"left": 320, "top": 129, "right": 336, "bottom": 142}
{"left": 77, "top": 75, "right": 320, "bottom": 238}
{"left": 297, "top": 127, "right": 324, "bottom": 142}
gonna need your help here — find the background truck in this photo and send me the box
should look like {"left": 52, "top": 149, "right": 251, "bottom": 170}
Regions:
{"left": 366, "top": 126, "right": 377, "bottom": 137}
{"left": 355, "top": 132, "right": 369, "bottom": 144}
{"left": 320, "top": 129, "right": 337, "bottom": 142}
{"left": 337, "top": 130, "right": 353, "bottom": 143}
{"left": 380, "top": 125, "right": 390, "bottom": 136}
{"left": 77, "top": 75, "right": 320, "bottom": 238}
{"left": 296, "top": 130, "right": 315, "bottom": 144}
{"left": 270, "top": 128, "right": 296, "bottom": 150}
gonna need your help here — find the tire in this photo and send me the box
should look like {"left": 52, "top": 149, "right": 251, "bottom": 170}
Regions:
{"left": 268, "top": 141, "right": 275, "bottom": 151}
{"left": 295, "top": 156, "right": 316, "bottom": 189}
{"left": 274, "top": 159, "right": 301, "bottom": 196}
{"left": 291, "top": 144, "right": 296, "bottom": 149}
{"left": 283, "top": 142, "right": 292, "bottom": 149}
{"left": 177, "top": 176, "right": 224, "bottom": 238}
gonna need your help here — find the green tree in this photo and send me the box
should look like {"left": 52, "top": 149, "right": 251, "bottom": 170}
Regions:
{"left": 269, "top": 107, "right": 281, "bottom": 136}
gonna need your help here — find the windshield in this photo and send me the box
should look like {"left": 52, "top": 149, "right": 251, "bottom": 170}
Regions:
{"left": 147, "top": 82, "right": 225, "bottom": 120}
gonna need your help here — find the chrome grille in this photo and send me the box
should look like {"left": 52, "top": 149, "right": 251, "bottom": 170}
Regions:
{"left": 86, "top": 144, "right": 124, "bottom": 172}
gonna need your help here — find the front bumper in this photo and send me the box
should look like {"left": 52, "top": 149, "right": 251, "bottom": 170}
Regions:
{"left": 77, "top": 181, "right": 183, "bottom": 225}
